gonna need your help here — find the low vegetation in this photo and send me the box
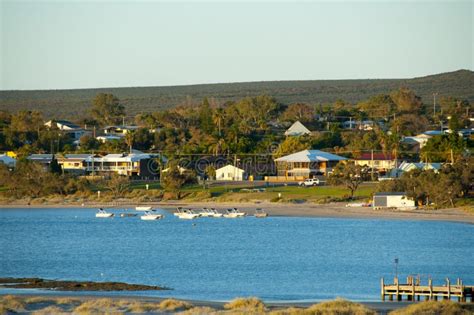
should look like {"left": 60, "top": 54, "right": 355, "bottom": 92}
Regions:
{"left": 2, "top": 295, "right": 474, "bottom": 314}
{"left": 389, "top": 300, "right": 473, "bottom": 315}
{"left": 224, "top": 297, "right": 267, "bottom": 312}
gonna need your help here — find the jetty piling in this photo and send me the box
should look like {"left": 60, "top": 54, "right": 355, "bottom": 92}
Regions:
{"left": 381, "top": 276, "right": 473, "bottom": 302}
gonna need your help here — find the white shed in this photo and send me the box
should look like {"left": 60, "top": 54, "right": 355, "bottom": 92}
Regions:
{"left": 373, "top": 192, "right": 416, "bottom": 209}
{"left": 215, "top": 165, "right": 245, "bottom": 181}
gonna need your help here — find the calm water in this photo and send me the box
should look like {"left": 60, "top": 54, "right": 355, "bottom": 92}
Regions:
{"left": 0, "top": 208, "right": 473, "bottom": 302}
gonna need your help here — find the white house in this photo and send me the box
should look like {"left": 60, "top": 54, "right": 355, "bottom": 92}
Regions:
{"left": 388, "top": 162, "right": 442, "bottom": 178}
{"left": 215, "top": 164, "right": 245, "bottom": 181}
{"left": 0, "top": 154, "right": 16, "bottom": 168}
{"left": 284, "top": 121, "right": 311, "bottom": 136}
{"left": 274, "top": 149, "right": 347, "bottom": 177}
{"left": 45, "top": 120, "right": 86, "bottom": 140}
{"left": 373, "top": 192, "right": 416, "bottom": 209}
{"left": 84, "top": 153, "right": 158, "bottom": 177}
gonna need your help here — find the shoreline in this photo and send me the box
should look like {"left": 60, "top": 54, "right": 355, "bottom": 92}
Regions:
{"left": 1, "top": 201, "right": 473, "bottom": 224}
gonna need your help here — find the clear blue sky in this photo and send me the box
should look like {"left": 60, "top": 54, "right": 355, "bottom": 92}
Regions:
{"left": 1, "top": 1, "right": 472, "bottom": 90}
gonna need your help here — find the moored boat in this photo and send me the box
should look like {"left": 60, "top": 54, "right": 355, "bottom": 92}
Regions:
{"left": 96, "top": 208, "right": 114, "bottom": 218}
{"left": 140, "top": 210, "right": 163, "bottom": 220}
{"left": 224, "top": 208, "right": 246, "bottom": 218}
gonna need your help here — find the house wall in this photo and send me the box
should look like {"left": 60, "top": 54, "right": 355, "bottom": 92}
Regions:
{"left": 373, "top": 195, "right": 415, "bottom": 208}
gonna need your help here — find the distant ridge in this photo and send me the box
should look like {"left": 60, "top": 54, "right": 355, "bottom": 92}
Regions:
{"left": 0, "top": 69, "right": 472, "bottom": 119}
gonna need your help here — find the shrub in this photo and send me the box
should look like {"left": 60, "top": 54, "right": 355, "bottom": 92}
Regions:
{"left": 158, "top": 299, "right": 193, "bottom": 311}
{"left": 224, "top": 297, "right": 266, "bottom": 312}
{"left": 268, "top": 307, "right": 307, "bottom": 315}
{"left": 389, "top": 300, "right": 471, "bottom": 315}
{"left": 0, "top": 295, "right": 26, "bottom": 313}
{"left": 306, "top": 298, "right": 376, "bottom": 315}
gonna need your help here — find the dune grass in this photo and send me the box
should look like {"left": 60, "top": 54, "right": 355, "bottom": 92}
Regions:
{"left": 178, "top": 306, "right": 218, "bottom": 314}
{"left": 0, "top": 295, "right": 26, "bottom": 313}
{"left": 389, "top": 300, "right": 472, "bottom": 315}
{"left": 224, "top": 297, "right": 267, "bottom": 313}
{"left": 306, "top": 298, "right": 376, "bottom": 315}
{"left": 159, "top": 298, "right": 193, "bottom": 311}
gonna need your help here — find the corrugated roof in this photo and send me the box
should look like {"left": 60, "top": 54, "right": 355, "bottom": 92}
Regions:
{"left": 275, "top": 150, "right": 347, "bottom": 162}
{"left": 374, "top": 192, "right": 407, "bottom": 196}
{"left": 284, "top": 121, "right": 311, "bottom": 136}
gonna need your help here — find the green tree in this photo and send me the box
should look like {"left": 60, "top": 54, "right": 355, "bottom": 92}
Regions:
{"left": 161, "top": 161, "right": 187, "bottom": 192}
{"left": 90, "top": 93, "right": 125, "bottom": 126}
{"left": 420, "top": 134, "right": 465, "bottom": 163}
{"left": 327, "top": 161, "right": 369, "bottom": 199}
{"left": 281, "top": 103, "right": 315, "bottom": 123}
{"left": 49, "top": 155, "right": 62, "bottom": 174}
{"left": 390, "top": 88, "right": 423, "bottom": 114}
{"left": 105, "top": 174, "right": 130, "bottom": 198}
{"left": 274, "top": 136, "right": 310, "bottom": 157}
{"left": 357, "top": 94, "right": 395, "bottom": 119}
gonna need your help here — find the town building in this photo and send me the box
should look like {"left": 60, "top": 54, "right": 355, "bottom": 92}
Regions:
{"left": 274, "top": 149, "right": 347, "bottom": 178}
{"left": 44, "top": 120, "right": 87, "bottom": 140}
{"left": 103, "top": 125, "right": 140, "bottom": 137}
{"left": 83, "top": 153, "right": 159, "bottom": 178}
{"left": 353, "top": 153, "right": 396, "bottom": 174}
{"left": 387, "top": 161, "right": 442, "bottom": 178}
{"left": 284, "top": 121, "right": 311, "bottom": 136}
{"left": 27, "top": 154, "right": 54, "bottom": 166}
{"left": 57, "top": 154, "right": 94, "bottom": 175}
{"left": 373, "top": 192, "right": 416, "bottom": 209}
{"left": 215, "top": 164, "right": 246, "bottom": 181}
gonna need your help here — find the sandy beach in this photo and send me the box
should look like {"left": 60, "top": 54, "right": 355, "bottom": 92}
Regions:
{"left": 1, "top": 201, "right": 473, "bottom": 224}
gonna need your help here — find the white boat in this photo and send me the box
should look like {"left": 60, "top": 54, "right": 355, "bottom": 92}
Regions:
{"left": 177, "top": 209, "right": 200, "bottom": 220}
{"left": 174, "top": 207, "right": 184, "bottom": 216}
{"left": 96, "top": 208, "right": 114, "bottom": 218}
{"left": 140, "top": 211, "right": 163, "bottom": 220}
{"left": 136, "top": 206, "right": 153, "bottom": 211}
{"left": 224, "top": 208, "right": 246, "bottom": 218}
{"left": 209, "top": 208, "right": 223, "bottom": 218}
{"left": 200, "top": 208, "right": 223, "bottom": 217}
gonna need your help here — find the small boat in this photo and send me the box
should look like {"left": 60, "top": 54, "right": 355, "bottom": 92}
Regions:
{"left": 200, "top": 208, "right": 223, "bottom": 218}
{"left": 120, "top": 213, "right": 138, "bottom": 217}
{"left": 174, "top": 207, "right": 185, "bottom": 216}
{"left": 224, "top": 208, "right": 246, "bottom": 218}
{"left": 254, "top": 208, "right": 268, "bottom": 218}
{"left": 178, "top": 209, "right": 200, "bottom": 220}
{"left": 140, "top": 210, "right": 163, "bottom": 221}
{"left": 209, "top": 208, "right": 223, "bottom": 218}
{"left": 136, "top": 206, "right": 153, "bottom": 211}
{"left": 96, "top": 208, "right": 114, "bottom": 218}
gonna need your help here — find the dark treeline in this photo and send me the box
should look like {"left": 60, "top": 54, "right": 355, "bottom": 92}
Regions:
{"left": 1, "top": 69, "right": 473, "bottom": 119}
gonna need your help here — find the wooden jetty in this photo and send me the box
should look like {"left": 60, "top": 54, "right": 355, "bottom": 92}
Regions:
{"left": 381, "top": 276, "right": 473, "bottom": 302}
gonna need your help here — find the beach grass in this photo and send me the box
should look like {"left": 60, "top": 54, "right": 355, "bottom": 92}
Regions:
{"left": 389, "top": 300, "right": 472, "bottom": 315}
{"left": 306, "top": 298, "right": 376, "bottom": 315}
{"left": 178, "top": 306, "right": 218, "bottom": 314}
{"left": 224, "top": 297, "right": 267, "bottom": 313}
{"left": 158, "top": 298, "right": 193, "bottom": 311}
{"left": 0, "top": 295, "right": 26, "bottom": 313}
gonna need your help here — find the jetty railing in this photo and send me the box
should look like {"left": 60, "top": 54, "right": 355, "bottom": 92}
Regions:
{"left": 381, "top": 276, "right": 473, "bottom": 302}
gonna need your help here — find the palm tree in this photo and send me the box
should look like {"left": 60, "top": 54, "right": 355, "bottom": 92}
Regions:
{"left": 124, "top": 131, "right": 135, "bottom": 154}
{"left": 212, "top": 108, "right": 225, "bottom": 137}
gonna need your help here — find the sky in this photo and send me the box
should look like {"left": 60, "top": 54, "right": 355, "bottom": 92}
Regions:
{"left": 0, "top": 0, "right": 473, "bottom": 90}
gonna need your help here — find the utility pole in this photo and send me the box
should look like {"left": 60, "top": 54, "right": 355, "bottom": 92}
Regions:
{"left": 371, "top": 149, "right": 374, "bottom": 181}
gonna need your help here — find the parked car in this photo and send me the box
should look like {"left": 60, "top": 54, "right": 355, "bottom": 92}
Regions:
{"left": 299, "top": 178, "right": 320, "bottom": 187}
